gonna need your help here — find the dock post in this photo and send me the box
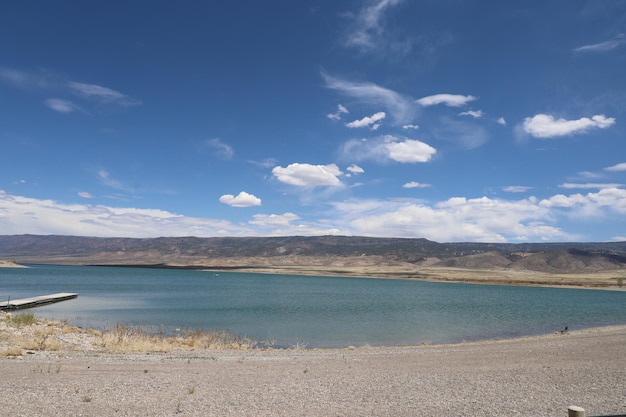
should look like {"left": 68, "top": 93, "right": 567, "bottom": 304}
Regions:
{"left": 568, "top": 406, "right": 585, "bottom": 417}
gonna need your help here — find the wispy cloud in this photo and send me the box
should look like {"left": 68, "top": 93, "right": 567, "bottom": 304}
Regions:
{"left": 68, "top": 82, "right": 141, "bottom": 107}
{"left": 327, "top": 104, "right": 349, "bottom": 121}
{"left": 416, "top": 94, "right": 477, "bottom": 107}
{"left": 522, "top": 114, "right": 615, "bottom": 138}
{"left": 44, "top": 98, "right": 86, "bottom": 114}
{"left": 431, "top": 118, "right": 490, "bottom": 150}
{"left": 339, "top": 135, "right": 436, "bottom": 164}
{"left": 605, "top": 162, "right": 626, "bottom": 172}
{"left": 96, "top": 169, "right": 137, "bottom": 195}
{"left": 219, "top": 191, "right": 262, "bottom": 207}
{"left": 272, "top": 163, "right": 343, "bottom": 187}
{"left": 323, "top": 73, "right": 416, "bottom": 124}
{"left": 0, "top": 67, "right": 141, "bottom": 111}
{"left": 559, "top": 183, "right": 622, "bottom": 190}
{"left": 574, "top": 34, "right": 626, "bottom": 53}
{"left": 503, "top": 186, "right": 532, "bottom": 193}
{"left": 459, "top": 110, "right": 484, "bottom": 118}
{"left": 205, "top": 138, "right": 235, "bottom": 160}
{"left": 343, "top": 0, "right": 404, "bottom": 53}
{"left": 78, "top": 192, "right": 94, "bottom": 199}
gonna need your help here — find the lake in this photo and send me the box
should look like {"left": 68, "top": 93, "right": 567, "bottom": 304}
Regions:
{"left": 1, "top": 264, "right": 625, "bottom": 348}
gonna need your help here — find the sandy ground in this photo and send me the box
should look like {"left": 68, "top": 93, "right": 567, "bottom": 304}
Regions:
{"left": 1, "top": 325, "right": 625, "bottom": 416}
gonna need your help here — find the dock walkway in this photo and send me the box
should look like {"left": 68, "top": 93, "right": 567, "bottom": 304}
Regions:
{"left": 0, "top": 293, "right": 78, "bottom": 311}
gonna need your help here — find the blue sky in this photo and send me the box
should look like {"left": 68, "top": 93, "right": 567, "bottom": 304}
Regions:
{"left": 1, "top": 0, "right": 626, "bottom": 242}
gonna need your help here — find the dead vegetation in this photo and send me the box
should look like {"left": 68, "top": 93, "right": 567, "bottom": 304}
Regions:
{"left": 0, "top": 312, "right": 256, "bottom": 356}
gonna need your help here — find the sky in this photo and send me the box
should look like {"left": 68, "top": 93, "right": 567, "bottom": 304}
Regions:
{"left": 1, "top": 1, "right": 626, "bottom": 243}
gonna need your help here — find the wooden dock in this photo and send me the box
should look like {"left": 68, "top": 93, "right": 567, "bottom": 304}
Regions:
{"left": 0, "top": 293, "right": 78, "bottom": 311}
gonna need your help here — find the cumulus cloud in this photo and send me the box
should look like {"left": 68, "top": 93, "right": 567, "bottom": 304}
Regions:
{"left": 219, "top": 191, "right": 262, "bottom": 207}
{"left": 522, "top": 114, "right": 615, "bottom": 138}
{"left": 327, "top": 104, "right": 349, "bottom": 121}
{"left": 416, "top": 94, "right": 477, "bottom": 107}
{"left": 339, "top": 135, "right": 436, "bottom": 164}
{"left": 402, "top": 124, "right": 419, "bottom": 130}
{"left": 540, "top": 188, "right": 626, "bottom": 218}
{"left": 68, "top": 82, "right": 141, "bottom": 107}
{"left": 346, "top": 164, "right": 365, "bottom": 175}
{"left": 333, "top": 195, "right": 568, "bottom": 242}
{"left": 44, "top": 98, "right": 85, "bottom": 114}
{"left": 403, "top": 181, "right": 430, "bottom": 189}
{"left": 497, "top": 117, "right": 507, "bottom": 126}
{"left": 459, "top": 110, "right": 484, "bottom": 118}
{"left": 322, "top": 73, "right": 416, "bottom": 124}
{"left": 272, "top": 163, "right": 343, "bottom": 187}
{"left": 346, "top": 111, "right": 386, "bottom": 129}
{"left": 0, "top": 190, "right": 249, "bottom": 238}
{"left": 605, "top": 162, "right": 626, "bottom": 172}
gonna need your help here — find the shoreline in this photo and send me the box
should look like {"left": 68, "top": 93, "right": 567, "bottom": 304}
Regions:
{"left": 1, "top": 322, "right": 625, "bottom": 416}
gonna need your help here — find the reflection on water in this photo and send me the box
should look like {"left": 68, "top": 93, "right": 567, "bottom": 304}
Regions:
{"left": 1, "top": 264, "right": 625, "bottom": 348}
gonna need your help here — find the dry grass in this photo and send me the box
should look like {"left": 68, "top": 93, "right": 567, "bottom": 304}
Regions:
{"left": 97, "top": 325, "right": 255, "bottom": 353}
{"left": 1, "top": 312, "right": 256, "bottom": 355}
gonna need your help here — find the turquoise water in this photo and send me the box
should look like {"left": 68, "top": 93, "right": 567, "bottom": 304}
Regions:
{"left": 1, "top": 264, "right": 625, "bottom": 348}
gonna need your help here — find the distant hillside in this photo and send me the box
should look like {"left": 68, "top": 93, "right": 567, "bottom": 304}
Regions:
{"left": 1, "top": 234, "right": 626, "bottom": 275}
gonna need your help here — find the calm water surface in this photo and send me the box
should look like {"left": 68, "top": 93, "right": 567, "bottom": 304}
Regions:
{"left": 1, "top": 264, "right": 625, "bottom": 348}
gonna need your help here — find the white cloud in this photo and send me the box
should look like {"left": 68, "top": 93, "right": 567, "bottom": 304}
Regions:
{"left": 458, "top": 110, "right": 484, "bottom": 118}
{"left": 346, "top": 111, "right": 386, "bottom": 128}
{"left": 522, "top": 114, "right": 615, "bottom": 138}
{"left": 503, "top": 186, "right": 532, "bottom": 193}
{"left": 559, "top": 183, "right": 622, "bottom": 190}
{"left": 403, "top": 181, "right": 430, "bottom": 189}
{"left": 497, "top": 117, "right": 507, "bottom": 126}
{"left": 78, "top": 192, "right": 93, "bottom": 199}
{"left": 322, "top": 73, "right": 416, "bottom": 124}
{"left": 69, "top": 82, "right": 141, "bottom": 107}
{"left": 416, "top": 94, "right": 477, "bottom": 107}
{"left": 574, "top": 35, "right": 626, "bottom": 53}
{"left": 205, "top": 138, "right": 234, "bottom": 160}
{"left": 249, "top": 212, "right": 300, "bottom": 227}
{"left": 334, "top": 196, "right": 568, "bottom": 242}
{"left": 219, "top": 191, "right": 262, "bottom": 207}
{"left": 346, "top": 164, "right": 365, "bottom": 175}
{"left": 0, "top": 190, "right": 249, "bottom": 238}
{"left": 339, "top": 135, "right": 436, "bottom": 164}
{"left": 385, "top": 138, "right": 436, "bottom": 163}
{"left": 272, "top": 163, "right": 343, "bottom": 187}
{"left": 44, "top": 98, "right": 85, "bottom": 114}
{"left": 540, "top": 188, "right": 626, "bottom": 218}
{"left": 402, "top": 124, "right": 419, "bottom": 130}
{"left": 344, "top": 0, "right": 403, "bottom": 52}
{"left": 327, "top": 104, "right": 349, "bottom": 121}
{"left": 605, "top": 162, "right": 626, "bottom": 172}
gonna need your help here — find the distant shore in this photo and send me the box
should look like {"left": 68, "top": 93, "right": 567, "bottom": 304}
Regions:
{"left": 0, "top": 260, "right": 27, "bottom": 268}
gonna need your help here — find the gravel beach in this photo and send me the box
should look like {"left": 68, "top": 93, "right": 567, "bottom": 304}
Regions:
{"left": 1, "top": 325, "right": 625, "bottom": 416}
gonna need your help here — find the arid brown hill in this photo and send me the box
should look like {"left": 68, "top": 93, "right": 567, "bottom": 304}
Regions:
{"left": 1, "top": 235, "right": 625, "bottom": 274}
